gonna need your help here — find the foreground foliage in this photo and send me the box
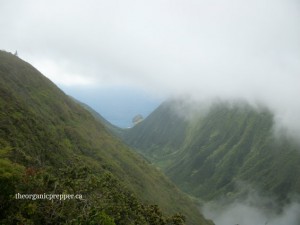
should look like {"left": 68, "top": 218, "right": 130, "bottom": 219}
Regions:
{"left": 1, "top": 159, "right": 185, "bottom": 225}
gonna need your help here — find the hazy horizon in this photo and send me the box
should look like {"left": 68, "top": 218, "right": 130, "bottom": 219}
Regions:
{"left": 1, "top": 0, "right": 300, "bottom": 133}
{"left": 1, "top": 1, "right": 300, "bottom": 223}
{"left": 62, "top": 84, "right": 162, "bottom": 128}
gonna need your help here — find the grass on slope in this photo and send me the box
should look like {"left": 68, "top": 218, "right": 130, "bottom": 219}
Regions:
{"left": 165, "top": 102, "right": 300, "bottom": 202}
{"left": 0, "top": 51, "right": 212, "bottom": 225}
{"left": 121, "top": 98, "right": 300, "bottom": 206}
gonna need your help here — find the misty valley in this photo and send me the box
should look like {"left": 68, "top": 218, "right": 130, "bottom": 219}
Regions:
{"left": 1, "top": 50, "right": 300, "bottom": 225}
{"left": 117, "top": 98, "right": 300, "bottom": 225}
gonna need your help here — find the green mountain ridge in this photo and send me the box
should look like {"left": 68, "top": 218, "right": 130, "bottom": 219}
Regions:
{"left": 120, "top": 99, "right": 189, "bottom": 166}
{"left": 70, "top": 97, "right": 123, "bottom": 137}
{"left": 120, "top": 99, "right": 300, "bottom": 204}
{"left": 0, "top": 51, "right": 212, "bottom": 225}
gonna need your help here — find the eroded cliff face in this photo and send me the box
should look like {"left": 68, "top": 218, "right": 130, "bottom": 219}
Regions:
{"left": 132, "top": 114, "right": 144, "bottom": 126}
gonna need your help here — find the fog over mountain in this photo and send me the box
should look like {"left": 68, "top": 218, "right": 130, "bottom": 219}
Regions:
{"left": 203, "top": 198, "right": 300, "bottom": 225}
{"left": 1, "top": 2, "right": 300, "bottom": 224}
{"left": 1, "top": 0, "right": 299, "bottom": 132}
{"left": 202, "top": 182, "right": 300, "bottom": 225}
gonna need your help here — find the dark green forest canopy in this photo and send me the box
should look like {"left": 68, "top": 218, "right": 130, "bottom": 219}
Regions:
{"left": 0, "top": 50, "right": 213, "bottom": 225}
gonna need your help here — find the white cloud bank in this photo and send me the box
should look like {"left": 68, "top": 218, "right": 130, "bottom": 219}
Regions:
{"left": 1, "top": 0, "right": 300, "bottom": 136}
{"left": 202, "top": 187, "right": 300, "bottom": 225}
{"left": 203, "top": 200, "right": 300, "bottom": 225}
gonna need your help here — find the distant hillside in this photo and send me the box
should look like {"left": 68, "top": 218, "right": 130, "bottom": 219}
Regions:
{"left": 121, "top": 99, "right": 189, "bottom": 167}
{"left": 71, "top": 97, "right": 123, "bottom": 136}
{"left": 121, "top": 99, "right": 300, "bottom": 203}
{"left": 0, "top": 51, "right": 212, "bottom": 225}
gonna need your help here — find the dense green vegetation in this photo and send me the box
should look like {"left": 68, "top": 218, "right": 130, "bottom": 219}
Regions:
{"left": 120, "top": 99, "right": 189, "bottom": 168}
{"left": 0, "top": 51, "right": 212, "bottom": 225}
{"left": 73, "top": 98, "right": 124, "bottom": 138}
{"left": 121, "top": 99, "right": 300, "bottom": 204}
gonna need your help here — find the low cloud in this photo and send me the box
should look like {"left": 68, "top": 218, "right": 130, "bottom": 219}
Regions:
{"left": 203, "top": 200, "right": 300, "bottom": 225}
{"left": 202, "top": 184, "right": 300, "bottom": 225}
{"left": 1, "top": 0, "right": 300, "bottom": 137}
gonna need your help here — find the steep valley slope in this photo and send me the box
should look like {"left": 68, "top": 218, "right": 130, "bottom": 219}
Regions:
{"left": 0, "top": 51, "right": 212, "bottom": 225}
{"left": 121, "top": 99, "right": 300, "bottom": 205}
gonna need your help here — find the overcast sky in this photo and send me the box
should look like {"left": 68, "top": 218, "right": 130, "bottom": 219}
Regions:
{"left": 1, "top": 0, "right": 300, "bottom": 131}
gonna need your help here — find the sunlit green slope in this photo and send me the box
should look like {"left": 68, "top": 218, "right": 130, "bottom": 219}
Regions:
{"left": 0, "top": 51, "right": 212, "bottom": 225}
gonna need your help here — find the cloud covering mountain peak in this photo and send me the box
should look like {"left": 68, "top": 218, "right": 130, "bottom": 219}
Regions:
{"left": 1, "top": 0, "right": 299, "bottom": 137}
